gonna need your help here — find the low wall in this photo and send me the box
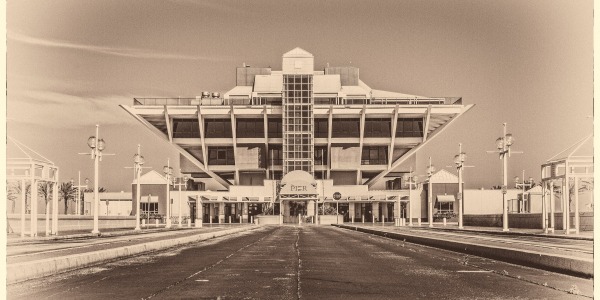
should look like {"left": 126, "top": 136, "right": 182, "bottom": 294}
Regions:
{"left": 464, "top": 212, "right": 593, "bottom": 231}
{"left": 7, "top": 214, "right": 137, "bottom": 235}
{"left": 255, "top": 215, "right": 281, "bottom": 225}
{"left": 319, "top": 215, "right": 343, "bottom": 225}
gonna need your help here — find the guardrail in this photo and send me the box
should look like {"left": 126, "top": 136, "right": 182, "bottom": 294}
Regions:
{"left": 133, "top": 97, "right": 448, "bottom": 106}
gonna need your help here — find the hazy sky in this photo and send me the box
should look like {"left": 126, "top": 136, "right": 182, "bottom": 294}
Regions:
{"left": 6, "top": 0, "right": 593, "bottom": 191}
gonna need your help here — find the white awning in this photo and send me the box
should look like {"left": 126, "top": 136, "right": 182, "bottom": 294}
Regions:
{"left": 314, "top": 75, "right": 341, "bottom": 94}
{"left": 254, "top": 75, "right": 283, "bottom": 93}
{"left": 340, "top": 85, "right": 368, "bottom": 97}
{"left": 436, "top": 195, "right": 455, "bottom": 202}
{"left": 224, "top": 86, "right": 252, "bottom": 99}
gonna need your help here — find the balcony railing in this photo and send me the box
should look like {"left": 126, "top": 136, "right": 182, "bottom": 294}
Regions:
{"left": 361, "top": 159, "right": 387, "bottom": 165}
{"left": 133, "top": 96, "right": 449, "bottom": 107}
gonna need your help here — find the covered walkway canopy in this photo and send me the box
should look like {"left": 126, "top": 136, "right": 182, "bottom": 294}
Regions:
{"left": 7, "top": 137, "right": 60, "bottom": 237}
{"left": 541, "top": 134, "right": 593, "bottom": 234}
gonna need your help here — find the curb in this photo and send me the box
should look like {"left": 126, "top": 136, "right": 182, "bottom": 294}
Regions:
{"left": 333, "top": 224, "right": 593, "bottom": 278}
{"left": 7, "top": 226, "right": 259, "bottom": 284}
{"left": 421, "top": 227, "right": 594, "bottom": 241}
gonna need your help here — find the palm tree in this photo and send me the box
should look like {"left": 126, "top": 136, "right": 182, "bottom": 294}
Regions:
{"left": 58, "top": 182, "right": 75, "bottom": 214}
{"left": 7, "top": 182, "right": 20, "bottom": 213}
{"left": 38, "top": 182, "right": 54, "bottom": 213}
{"left": 7, "top": 182, "right": 31, "bottom": 213}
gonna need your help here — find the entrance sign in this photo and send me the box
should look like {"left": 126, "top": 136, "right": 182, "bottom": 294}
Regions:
{"left": 280, "top": 170, "right": 317, "bottom": 195}
{"left": 333, "top": 192, "right": 342, "bottom": 200}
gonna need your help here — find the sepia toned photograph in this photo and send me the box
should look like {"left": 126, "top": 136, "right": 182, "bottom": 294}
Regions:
{"left": 5, "top": 1, "right": 594, "bottom": 299}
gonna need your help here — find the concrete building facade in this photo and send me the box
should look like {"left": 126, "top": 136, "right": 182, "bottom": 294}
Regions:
{"left": 121, "top": 48, "right": 473, "bottom": 224}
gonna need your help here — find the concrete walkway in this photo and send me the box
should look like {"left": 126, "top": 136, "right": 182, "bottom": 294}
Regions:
{"left": 6, "top": 225, "right": 258, "bottom": 284}
{"left": 335, "top": 223, "right": 593, "bottom": 278}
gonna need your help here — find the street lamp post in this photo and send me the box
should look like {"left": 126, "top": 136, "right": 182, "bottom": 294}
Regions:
{"left": 79, "top": 125, "right": 113, "bottom": 235}
{"left": 487, "top": 123, "right": 522, "bottom": 232}
{"left": 426, "top": 157, "right": 436, "bottom": 227}
{"left": 453, "top": 144, "right": 467, "bottom": 229}
{"left": 172, "top": 173, "right": 188, "bottom": 228}
{"left": 402, "top": 167, "right": 419, "bottom": 227}
{"left": 514, "top": 170, "right": 534, "bottom": 213}
{"left": 163, "top": 159, "right": 174, "bottom": 229}
{"left": 133, "top": 145, "right": 145, "bottom": 231}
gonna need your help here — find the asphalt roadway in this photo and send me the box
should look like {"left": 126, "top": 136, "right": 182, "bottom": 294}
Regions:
{"left": 8, "top": 225, "right": 592, "bottom": 299}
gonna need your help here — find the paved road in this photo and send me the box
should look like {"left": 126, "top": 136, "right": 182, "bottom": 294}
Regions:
{"left": 8, "top": 226, "right": 592, "bottom": 299}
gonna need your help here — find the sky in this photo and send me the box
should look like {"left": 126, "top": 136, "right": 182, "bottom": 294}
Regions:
{"left": 6, "top": 0, "right": 594, "bottom": 191}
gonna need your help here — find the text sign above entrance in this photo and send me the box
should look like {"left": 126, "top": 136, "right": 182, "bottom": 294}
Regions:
{"left": 280, "top": 181, "right": 317, "bottom": 195}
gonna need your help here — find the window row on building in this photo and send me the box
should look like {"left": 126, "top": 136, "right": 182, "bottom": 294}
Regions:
{"left": 173, "top": 118, "right": 424, "bottom": 139}
{"left": 203, "top": 145, "right": 388, "bottom": 166}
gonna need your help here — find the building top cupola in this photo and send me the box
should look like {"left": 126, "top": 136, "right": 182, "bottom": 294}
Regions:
{"left": 282, "top": 47, "right": 314, "bottom": 74}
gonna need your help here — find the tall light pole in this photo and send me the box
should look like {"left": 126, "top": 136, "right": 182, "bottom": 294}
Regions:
{"left": 173, "top": 173, "right": 188, "bottom": 228}
{"left": 487, "top": 123, "right": 521, "bottom": 232}
{"left": 426, "top": 157, "right": 436, "bottom": 227}
{"left": 453, "top": 144, "right": 467, "bottom": 229}
{"left": 514, "top": 170, "right": 534, "bottom": 213}
{"left": 402, "top": 167, "right": 418, "bottom": 227}
{"left": 70, "top": 172, "right": 88, "bottom": 216}
{"left": 133, "top": 145, "right": 145, "bottom": 231}
{"left": 79, "top": 125, "right": 113, "bottom": 235}
{"left": 163, "top": 159, "right": 174, "bottom": 228}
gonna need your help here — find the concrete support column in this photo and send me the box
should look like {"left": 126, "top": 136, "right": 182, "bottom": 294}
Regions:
{"left": 242, "top": 203, "right": 249, "bottom": 223}
{"left": 45, "top": 182, "right": 50, "bottom": 236}
{"left": 372, "top": 202, "right": 379, "bottom": 222}
{"left": 574, "top": 178, "right": 579, "bottom": 234}
{"left": 561, "top": 180, "right": 566, "bottom": 233}
{"left": 196, "top": 202, "right": 203, "bottom": 227}
{"left": 564, "top": 178, "right": 570, "bottom": 235}
{"left": 284, "top": 201, "right": 290, "bottom": 217}
{"left": 382, "top": 203, "right": 388, "bottom": 222}
{"left": 218, "top": 203, "right": 225, "bottom": 224}
{"left": 20, "top": 180, "right": 26, "bottom": 238}
{"left": 209, "top": 203, "right": 214, "bottom": 224}
{"left": 349, "top": 203, "right": 355, "bottom": 223}
{"left": 30, "top": 176, "right": 38, "bottom": 237}
{"left": 541, "top": 182, "right": 547, "bottom": 232}
{"left": 549, "top": 181, "right": 555, "bottom": 232}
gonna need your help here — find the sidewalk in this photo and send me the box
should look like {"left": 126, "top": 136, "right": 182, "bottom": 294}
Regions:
{"left": 335, "top": 223, "right": 593, "bottom": 278}
{"left": 7, "top": 223, "right": 244, "bottom": 244}
{"left": 344, "top": 221, "right": 594, "bottom": 240}
{"left": 7, "top": 224, "right": 258, "bottom": 284}
{"left": 415, "top": 223, "right": 594, "bottom": 240}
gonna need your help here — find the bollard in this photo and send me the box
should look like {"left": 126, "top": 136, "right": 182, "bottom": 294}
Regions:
{"left": 372, "top": 216, "right": 375, "bottom": 225}
{"left": 229, "top": 216, "right": 231, "bottom": 224}
{"left": 382, "top": 217, "right": 385, "bottom": 227}
{"left": 299, "top": 214, "right": 302, "bottom": 225}
{"left": 187, "top": 219, "right": 191, "bottom": 227}
{"left": 239, "top": 215, "right": 242, "bottom": 224}
{"left": 443, "top": 217, "right": 447, "bottom": 227}
{"left": 362, "top": 215, "right": 365, "bottom": 224}
{"left": 156, "top": 219, "right": 159, "bottom": 227}
{"left": 142, "top": 219, "right": 146, "bottom": 226}
{"left": 352, "top": 217, "right": 354, "bottom": 224}
{"left": 251, "top": 216, "right": 254, "bottom": 224}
